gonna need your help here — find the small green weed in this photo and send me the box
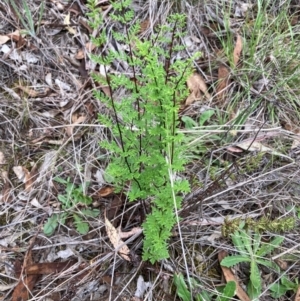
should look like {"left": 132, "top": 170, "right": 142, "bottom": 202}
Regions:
{"left": 182, "top": 109, "right": 215, "bottom": 129}
{"left": 269, "top": 275, "right": 299, "bottom": 298}
{"left": 174, "top": 273, "right": 236, "bottom": 301}
{"left": 221, "top": 228, "right": 284, "bottom": 299}
{"left": 44, "top": 177, "right": 99, "bottom": 236}
{"left": 295, "top": 207, "right": 300, "bottom": 219}
{"left": 212, "top": 0, "right": 300, "bottom": 125}
{"left": 5, "top": 0, "right": 44, "bottom": 37}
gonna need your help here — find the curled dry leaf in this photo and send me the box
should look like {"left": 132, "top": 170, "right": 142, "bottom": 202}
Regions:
{"left": 45, "top": 73, "right": 53, "bottom": 87}
{"left": 12, "top": 250, "right": 39, "bottom": 301}
{"left": 274, "top": 258, "right": 288, "bottom": 270}
{"left": 226, "top": 146, "right": 244, "bottom": 153}
{"left": 13, "top": 165, "right": 38, "bottom": 192}
{"left": 236, "top": 140, "right": 272, "bottom": 152}
{"left": 233, "top": 34, "right": 243, "bottom": 66}
{"left": 218, "top": 250, "right": 251, "bottom": 301}
{"left": 216, "top": 34, "right": 243, "bottom": 103}
{"left": 25, "top": 261, "right": 77, "bottom": 275}
{"left": 16, "top": 85, "right": 50, "bottom": 98}
{"left": 76, "top": 41, "right": 97, "bottom": 59}
{"left": 139, "top": 19, "right": 150, "bottom": 34}
{"left": 134, "top": 275, "right": 152, "bottom": 299}
{"left": 105, "top": 217, "right": 131, "bottom": 261}
{"left": 186, "top": 73, "right": 211, "bottom": 105}
{"left": 119, "top": 227, "right": 142, "bottom": 239}
{"left": 25, "top": 165, "right": 39, "bottom": 192}
{"left": 13, "top": 166, "right": 29, "bottom": 182}
{"left": 12, "top": 272, "right": 39, "bottom": 301}
{"left": 295, "top": 285, "right": 300, "bottom": 301}
{"left": 66, "top": 114, "right": 87, "bottom": 137}
{"left": 0, "top": 35, "right": 9, "bottom": 45}
{"left": 97, "top": 186, "right": 114, "bottom": 197}
{"left": 64, "top": 13, "right": 76, "bottom": 35}
{"left": 216, "top": 64, "right": 230, "bottom": 102}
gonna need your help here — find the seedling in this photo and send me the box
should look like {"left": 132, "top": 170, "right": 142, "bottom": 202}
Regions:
{"left": 5, "top": 0, "right": 44, "bottom": 37}
{"left": 174, "top": 273, "right": 236, "bottom": 301}
{"left": 182, "top": 109, "right": 215, "bottom": 129}
{"left": 221, "top": 228, "right": 284, "bottom": 299}
{"left": 269, "top": 275, "right": 299, "bottom": 298}
{"left": 44, "top": 177, "right": 99, "bottom": 236}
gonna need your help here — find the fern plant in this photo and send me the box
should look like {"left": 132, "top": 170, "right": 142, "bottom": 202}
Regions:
{"left": 87, "top": 0, "right": 197, "bottom": 262}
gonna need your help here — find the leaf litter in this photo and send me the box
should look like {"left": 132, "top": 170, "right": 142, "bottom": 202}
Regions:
{"left": 0, "top": 0, "right": 300, "bottom": 300}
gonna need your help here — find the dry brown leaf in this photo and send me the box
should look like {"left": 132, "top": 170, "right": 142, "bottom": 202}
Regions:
{"left": 105, "top": 217, "right": 131, "bottom": 261}
{"left": 295, "top": 285, "right": 300, "bottom": 301}
{"left": 119, "top": 227, "right": 142, "bottom": 239}
{"left": 66, "top": 115, "right": 86, "bottom": 137}
{"left": 216, "top": 64, "right": 230, "bottom": 102}
{"left": 76, "top": 41, "right": 97, "bottom": 59}
{"left": 98, "top": 186, "right": 114, "bottom": 197}
{"left": 186, "top": 73, "right": 210, "bottom": 105}
{"left": 17, "top": 85, "right": 38, "bottom": 97}
{"left": 16, "top": 85, "right": 50, "bottom": 97}
{"left": 218, "top": 250, "right": 251, "bottom": 301}
{"left": 226, "top": 146, "right": 244, "bottom": 153}
{"left": 25, "top": 165, "right": 39, "bottom": 192}
{"left": 13, "top": 165, "right": 38, "bottom": 192}
{"left": 274, "top": 259, "right": 288, "bottom": 270}
{"left": 6, "top": 30, "right": 25, "bottom": 47}
{"left": 0, "top": 35, "right": 9, "bottom": 45}
{"left": 139, "top": 19, "right": 150, "bottom": 33}
{"left": 76, "top": 49, "right": 84, "bottom": 60}
{"left": 13, "top": 166, "right": 29, "bottom": 182}
{"left": 12, "top": 250, "right": 39, "bottom": 301}
{"left": 236, "top": 141, "right": 272, "bottom": 152}
{"left": 233, "top": 34, "right": 243, "bottom": 66}
{"left": 12, "top": 274, "right": 39, "bottom": 301}
{"left": 64, "top": 13, "right": 76, "bottom": 35}
{"left": 216, "top": 34, "right": 242, "bottom": 103}
{"left": 25, "top": 261, "right": 77, "bottom": 275}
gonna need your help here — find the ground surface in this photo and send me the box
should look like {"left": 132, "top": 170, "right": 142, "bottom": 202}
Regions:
{"left": 1, "top": 0, "right": 300, "bottom": 301}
